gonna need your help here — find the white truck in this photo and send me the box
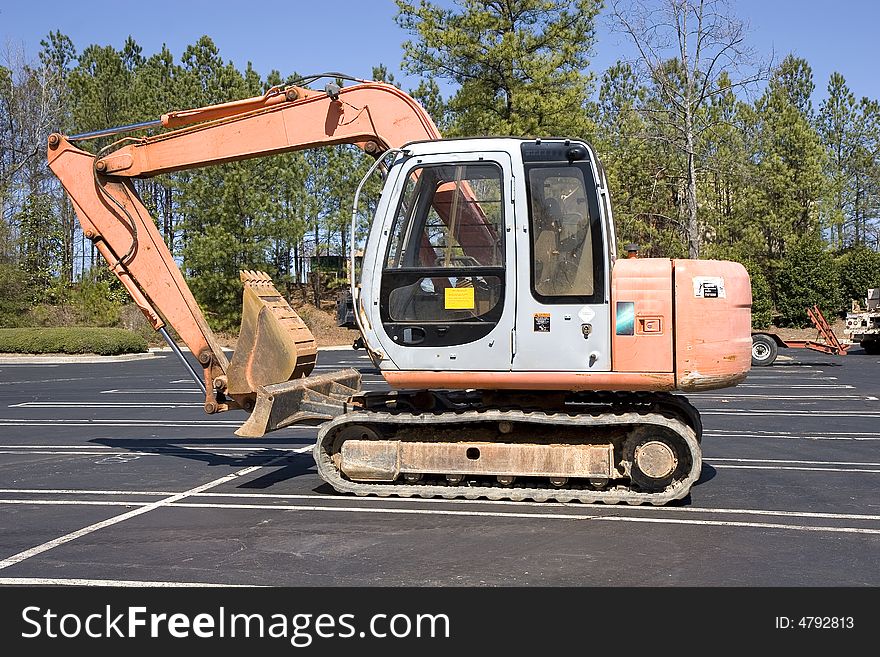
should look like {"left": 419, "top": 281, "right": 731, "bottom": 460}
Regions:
{"left": 845, "top": 289, "right": 880, "bottom": 355}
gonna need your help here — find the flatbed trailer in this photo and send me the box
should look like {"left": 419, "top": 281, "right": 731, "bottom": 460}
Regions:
{"left": 751, "top": 305, "right": 849, "bottom": 366}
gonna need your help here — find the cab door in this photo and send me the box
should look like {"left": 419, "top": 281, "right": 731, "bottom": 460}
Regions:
{"left": 372, "top": 151, "right": 516, "bottom": 372}
{"left": 512, "top": 143, "right": 611, "bottom": 372}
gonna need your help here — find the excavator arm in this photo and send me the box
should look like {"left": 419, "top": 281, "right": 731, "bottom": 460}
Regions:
{"left": 47, "top": 79, "right": 441, "bottom": 432}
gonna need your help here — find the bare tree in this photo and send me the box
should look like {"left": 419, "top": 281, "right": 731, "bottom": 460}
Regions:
{"left": 609, "top": 0, "right": 768, "bottom": 257}
{"left": 1, "top": 43, "right": 66, "bottom": 191}
{"left": 0, "top": 39, "right": 71, "bottom": 279}
{"left": 0, "top": 42, "right": 68, "bottom": 247}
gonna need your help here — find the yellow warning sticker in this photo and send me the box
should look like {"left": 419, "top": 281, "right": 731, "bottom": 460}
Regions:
{"left": 445, "top": 286, "right": 475, "bottom": 310}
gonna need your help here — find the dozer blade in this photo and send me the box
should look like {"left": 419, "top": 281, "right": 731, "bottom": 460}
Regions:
{"left": 227, "top": 270, "right": 318, "bottom": 395}
{"left": 235, "top": 368, "right": 361, "bottom": 437}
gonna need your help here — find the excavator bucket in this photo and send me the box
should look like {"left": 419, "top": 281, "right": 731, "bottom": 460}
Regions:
{"left": 227, "top": 270, "right": 318, "bottom": 395}
{"left": 227, "top": 271, "right": 361, "bottom": 437}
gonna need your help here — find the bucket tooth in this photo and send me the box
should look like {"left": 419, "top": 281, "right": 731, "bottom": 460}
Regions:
{"left": 227, "top": 270, "right": 317, "bottom": 396}
{"left": 235, "top": 368, "right": 361, "bottom": 437}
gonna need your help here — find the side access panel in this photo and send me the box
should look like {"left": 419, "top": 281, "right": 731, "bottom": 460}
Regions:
{"left": 610, "top": 258, "right": 674, "bottom": 374}
{"left": 674, "top": 259, "right": 752, "bottom": 390}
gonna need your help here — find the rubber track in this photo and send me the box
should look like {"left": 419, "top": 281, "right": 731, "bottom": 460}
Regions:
{"left": 315, "top": 408, "right": 701, "bottom": 506}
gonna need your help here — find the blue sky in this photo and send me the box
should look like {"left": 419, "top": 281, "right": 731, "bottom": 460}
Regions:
{"left": 2, "top": 0, "right": 878, "bottom": 106}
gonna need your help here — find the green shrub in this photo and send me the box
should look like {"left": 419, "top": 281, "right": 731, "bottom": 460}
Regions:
{"left": 775, "top": 236, "right": 841, "bottom": 327}
{"left": 21, "top": 273, "right": 126, "bottom": 328}
{"left": 837, "top": 245, "right": 880, "bottom": 309}
{"left": 72, "top": 278, "right": 120, "bottom": 326}
{"left": 749, "top": 268, "right": 774, "bottom": 329}
{"left": 0, "top": 264, "right": 34, "bottom": 328}
{"left": 0, "top": 327, "right": 148, "bottom": 355}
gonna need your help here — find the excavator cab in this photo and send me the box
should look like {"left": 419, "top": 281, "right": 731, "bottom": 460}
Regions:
{"left": 356, "top": 138, "right": 613, "bottom": 377}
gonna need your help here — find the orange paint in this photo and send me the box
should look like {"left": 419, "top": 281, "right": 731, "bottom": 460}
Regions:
{"left": 611, "top": 258, "right": 674, "bottom": 374}
{"left": 673, "top": 259, "right": 752, "bottom": 390}
{"left": 610, "top": 257, "right": 751, "bottom": 391}
{"left": 95, "top": 83, "right": 440, "bottom": 177}
{"left": 383, "top": 370, "right": 677, "bottom": 392}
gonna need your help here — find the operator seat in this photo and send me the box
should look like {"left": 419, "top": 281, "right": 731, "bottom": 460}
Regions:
{"left": 534, "top": 197, "right": 563, "bottom": 295}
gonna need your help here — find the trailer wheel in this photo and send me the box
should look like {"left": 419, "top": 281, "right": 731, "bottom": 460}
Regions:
{"left": 751, "top": 334, "right": 778, "bottom": 366}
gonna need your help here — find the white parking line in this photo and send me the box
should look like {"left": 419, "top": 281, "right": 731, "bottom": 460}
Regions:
{"left": 9, "top": 402, "right": 205, "bottom": 408}
{"left": 0, "top": 450, "right": 301, "bottom": 457}
{"left": 0, "top": 445, "right": 116, "bottom": 450}
{"left": 5, "top": 487, "right": 880, "bottom": 522}
{"left": 154, "top": 502, "right": 880, "bottom": 535}
{"left": 0, "top": 445, "right": 314, "bottom": 570}
{"left": 0, "top": 418, "right": 314, "bottom": 429}
{"left": 0, "top": 488, "right": 177, "bottom": 496}
{"left": 709, "top": 457, "right": 880, "bottom": 467}
{"left": 4, "top": 486, "right": 880, "bottom": 522}
{"left": 588, "top": 514, "right": 880, "bottom": 535}
{"left": 0, "top": 445, "right": 309, "bottom": 452}
{"left": 0, "top": 377, "right": 91, "bottom": 386}
{"left": 705, "top": 430, "right": 880, "bottom": 441}
{"left": 0, "top": 577, "right": 250, "bottom": 587}
{"left": 0, "top": 497, "right": 877, "bottom": 535}
{"left": 747, "top": 373, "right": 819, "bottom": 377}
{"left": 702, "top": 410, "right": 880, "bottom": 417}
{"left": 746, "top": 373, "right": 832, "bottom": 379}
{"left": 100, "top": 389, "right": 202, "bottom": 394}
{"left": 694, "top": 394, "right": 877, "bottom": 401}
{"left": 736, "top": 384, "right": 853, "bottom": 389}
{"left": 0, "top": 450, "right": 159, "bottom": 457}
{"left": 0, "top": 467, "right": 262, "bottom": 570}
{"left": 0, "top": 500, "right": 140, "bottom": 506}
{"left": 714, "top": 465, "right": 880, "bottom": 473}
{"left": 0, "top": 445, "right": 311, "bottom": 458}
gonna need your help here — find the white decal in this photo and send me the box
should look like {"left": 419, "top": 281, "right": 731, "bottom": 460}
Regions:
{"left": 693, "top": 276, "right": 726, "bottom": 299}
{"left": 578, "top": 306, "right": 596, "bottom": 323}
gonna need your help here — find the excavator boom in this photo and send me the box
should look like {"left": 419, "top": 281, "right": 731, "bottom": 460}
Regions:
{"left": 47, "top": 80, "right": 440, "bottom": 427}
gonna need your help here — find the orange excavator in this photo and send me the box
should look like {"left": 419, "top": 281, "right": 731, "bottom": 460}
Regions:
{"left": 47, "top": 74, "right": 752, "bottom": 504}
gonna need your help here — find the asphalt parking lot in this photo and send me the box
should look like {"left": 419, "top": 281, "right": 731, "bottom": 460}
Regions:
{"left": 0, "top": 346, "right": 878, "bottom": 586}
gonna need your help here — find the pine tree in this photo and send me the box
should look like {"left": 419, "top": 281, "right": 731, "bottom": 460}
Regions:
{"left": 748, "top": 56, "right": 826, "bottom": 260}
{"left": 818, "top": 72, "right": 857, "bottom": 249}
{"left": 596, "top": 62, "right": 685, "bottom": 257}
{"left": 396, "top": 0, "right": 600, "bottom": 138}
